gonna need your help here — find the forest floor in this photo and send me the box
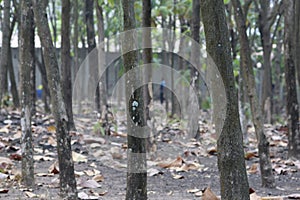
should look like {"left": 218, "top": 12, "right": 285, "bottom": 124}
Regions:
{"left": 0, "top": 101, "right": 299, "bottom": 199}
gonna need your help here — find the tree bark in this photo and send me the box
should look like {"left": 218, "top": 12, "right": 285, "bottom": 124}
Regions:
{"left": 284, "top": 0, "right": 300, "bottom": 160}
{"left": 33, "top": 1, "right": 78, "bottom": 199}
{"left": 0, "top": 0, "right": 11, "bottom": 104}
{"left": 232, "top": 0, "right": 275, "bottom": 188}
{"left": 295, "top": 0, "right": 300, "bottom": 96}
{"left": 200, "top": 0, "right": 250, "bottom": 199}
{"left": 122, "top": 0, "right": 147, "bottom": 199}
{"left": 20, "top": 0, "right": 35, "bottom": 187}
{"left": 61, "top": 0, "right": 75, "bottom": 130}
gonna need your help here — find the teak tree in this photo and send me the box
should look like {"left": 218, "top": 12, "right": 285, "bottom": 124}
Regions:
{"left": 200, "top": 0, "right": 250, "bottom": 199}
{"left": 32, "top": 1, "right": 78, "bottom": 199}
{"left": 20, "top": 0, "right": 35, "bottom": 187}
{"left": 122, "top": 0, "right": 147, "bottom": 199}
{"left": 232, "top": 0, "right": 275, "bottom": 188}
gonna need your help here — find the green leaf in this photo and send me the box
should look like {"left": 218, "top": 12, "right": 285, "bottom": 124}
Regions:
{"left": 224, "top": 0, "right": 230, "bottom": 4}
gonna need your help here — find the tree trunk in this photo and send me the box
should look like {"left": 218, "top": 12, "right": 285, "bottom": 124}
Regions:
{"left": 61, "top": 0, "right": 75, "bottom": 130}
{"left": 295, "top": 0, "right": 300, "bottom": 97}
{"left": 85, "top": 0, "right": 100, "bottom": 113}
{"left": 33, "top": 1, "right": 78, "bottom": 199}
{"left": 200, "top": 0, "right": 250, "bottom": 199}
{"left": 122, "top": 0, "right": 147, "bottom": 199}
{"left": 284, "top": 0, "right": 300, "bottom": 160}
{"left": 20, "top": 0, "right": 35, "bottom": 187}
{"left": 0, "top": 0, "right": 11, "bottom": 104}
{"left": 232, "top": 0, "right": 275, "bottom": 188}
{"left": 142, "top": 0, "right": 155, "bottom": 152}
{"left": 96, "top": 1, "right": 108, "bottom": 126}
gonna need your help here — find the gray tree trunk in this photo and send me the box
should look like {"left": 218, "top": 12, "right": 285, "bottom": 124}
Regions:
{"left": 20, "top": 0, "right": 35, "bottom": 188}
{"left": 0, "top": 0, "right": 11, "bottom": 104}
{"left": 232, "top": 0, "right": 275, "bottom": 188}
{"left": 284, "top": 0, "right": 300, "bottom": 160}
{"left": 61, "top": 0, "right": 75, "bottom": 130}
{"left": 33, "top": 1, "right": 78, "bottom": 199}
{"left": 200, "top": 0, "right": 250, "bottom": 199}
{"left": 122, "top": 0, "right": 147, "bottom": 199}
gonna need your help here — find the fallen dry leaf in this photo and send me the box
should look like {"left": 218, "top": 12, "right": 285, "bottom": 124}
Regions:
{"left": 0, "top": 189, "right": 9, "bottom": 193}
{"left": 261, "top": 197, "right": 283, "bottom": 200}
{"left": 172, "top": 174, "right": 184, "bottom": 179}
{"left": 187, "top": 188, "right": 200, "bottom": 193}
{"left": 48, "top": 161, "right": 59, "bottom": 174}
{"left": 92, "top": 174, "right": 104, "bottom": 182}
{"left": 248, "top": 163, "right": 259, "bottom": 174}
{"left": 157, "top": 156, "right": 184, "bottom": 168}
{"left": 78, "top": 179, "right": 101, "bottom": 189}
{"left": 47, "top": 125, "right": 56, "bottom": 133}
{"left": 72, "top": 151, "right": 88, "bottom": 163}
{"left": 147, "top": 168, "right": 163, "bottom": 176}
{"left": 250, "top": 192, "right": 261, "bottom": 200}
{"left": 25, "top": 191, "right": 38, "bottom": 198}
{"left": 202, "top": 187, "right": 219, "bottom": 200}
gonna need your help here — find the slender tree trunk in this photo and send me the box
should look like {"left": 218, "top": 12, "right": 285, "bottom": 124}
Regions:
{"left": 0, "top": 0, "right": 11, "bottom": 104}
{"left": 36, "top": 50, "right": 51, "bottom": 113}
{"left": 232, "top": 0, "right": 275, "bottom": 188}
{"left": 8, "top": 14, "right": 19, "bottom": 108}
{"left": 284, "top": 0, "right": 300, "bottom": 160}
{"left": 122, "top": 0, "right": 147, "bottom": 199}
{"left": 142, "top": 0, "right": 155, "bottom": 151}
{"left": 72, "top": 0, "right": 79, "bottom": 77}
{"left": 20, "top": 0, "right": 34, "bottom": 187}
{"left": 200, "top": 0, "right": 250, "bottom": 199}
{"left": 61, "top": 0, "right": 75, "bottom": 130}
{"left": 85, "top": 0, "right": 100, "bottom": 113}
{"left": 295, "top": 0, "right": 300, "bottom": 95}
{"left": 96, "top": 1, "right": 108, "bottom": 123}
{"left": 33, "top": 1, "right": 78, "bottom": 199}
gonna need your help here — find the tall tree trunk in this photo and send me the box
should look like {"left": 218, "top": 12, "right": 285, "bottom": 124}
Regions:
{"left": 8, "top": 14, "right": 19, "bottom": 108}
{"left": 142, "top": 0, "right": 155, "bottom": 151}
{"left": 85, "top": 0, "right": 100, "bottom": 113}
{"left": 61, "top": 0, "right": 75, "bottom": 130}
{"left": 295, "top": 0, "right": 300, "bottom": 95}
{"left": 232, "top": 0, "right": 275, "bottom": 188}
{"left": 33, "top": 1, "right": 78, "bottom": 199}
{"left": 258, "top": 0, "right": 282, "bottom": 124}
{"left": 200, "top": 0, "right": 250, "bottom": 199}
{"left": 20, "top": 0, "right": 34, "bottom": 187}
{"left": 72, "top": 0, "right": 79, "bottom": 77}
{"left": 0, "top": 0, "right": 11, "bottom": 104}
{"left": 284, "top": 0, "right": 300, "bottom": 160}
{"left": 122, "top": 0, "right": 147, "bottom": 199}
{"left": 96, "top": 1, "right": 108, "bottom": 123}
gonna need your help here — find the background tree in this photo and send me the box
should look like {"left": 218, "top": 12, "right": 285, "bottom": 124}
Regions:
{"left": 284, "top": 0, "right": 300, "bottom": 160}
{"left": 122, "top": 0, "right": 147, "bottom": 199}
{"left": 20, "top": 0, "right": 34, "bottom": 188}
{"left": 0, "top": 0, "right": 11, "bottom": 104}
{"left": 200, "top": 0, "right": 250, "bottom": 199}
{"left": 32, "top": 1, "right": 78, "bottom": 199}
{"left": 232, "top": 0, "right": 275, "bottom": 188}
{"left": 61, "top": 0, "right": 75, "bottom": 130}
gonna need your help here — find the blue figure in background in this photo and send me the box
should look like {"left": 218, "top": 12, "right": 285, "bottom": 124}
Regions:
{"left": 160, "top": 78, "right": 166, "bottom": 104}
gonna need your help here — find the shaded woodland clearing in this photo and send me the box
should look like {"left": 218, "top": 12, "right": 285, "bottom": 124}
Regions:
{"left": 0, "top": 101, "right": 299, "bottom": 199}
{"left": 0, "top": 0, "right": 299, "bottom": 199}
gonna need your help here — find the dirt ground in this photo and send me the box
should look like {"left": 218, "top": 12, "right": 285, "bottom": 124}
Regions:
{"left": 0, "top": 105, "right": 299, "bottom": 200}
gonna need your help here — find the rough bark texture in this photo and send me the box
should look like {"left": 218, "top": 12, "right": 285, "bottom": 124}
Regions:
{"left": 200, "top": 0, "right": 250, "bottom": 199}
{"left": 122, "top": 0, "right": 147, "bottom": 199}
{"left": 284, "top": 0, "right": 300, "bottom": 160}
{"left": 61, "top": 0, "right": 75, "bottom": 130}
{"left": 232, "top": 0, "right": 275, "bottom": 188}
{"left": 33, "top": 1, "right": 78, "bottom": 199}
{"left": 20, "top": 0, "right": 35, "bottom": 187}
{"left": 0, "top": 0, "right": 11, "bottom": 103}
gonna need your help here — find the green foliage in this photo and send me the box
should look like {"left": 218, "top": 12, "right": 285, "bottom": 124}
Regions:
{"left": 201, "top": 97, "right": 211, "bottom": 110}
{"left": 224, "top": 0, "right": 230, "bottom": 5}
{"left": 93, "top": 121, "right": 105, "bottom": 136}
